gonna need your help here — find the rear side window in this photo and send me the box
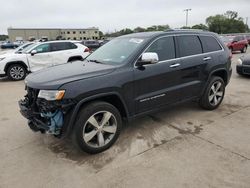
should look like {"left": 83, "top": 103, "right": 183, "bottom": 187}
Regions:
{"left": 67, "top": 42, "right": 77, "bottom": 49}
{"left": 199, "top": 36, "right": 222, "bottom": 53}
{"left": 146, "top": 36, "right": 175, "bottom": 61}
{"left": 51, "top": 42, "right": 67, "bottom": 51}
{"left": 177, "top": 35, "right": 202, "bottom": 57}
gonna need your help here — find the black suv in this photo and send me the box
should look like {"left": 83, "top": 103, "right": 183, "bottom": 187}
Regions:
{"left": 19, "top": 30, "right": 232, "bottom": 154}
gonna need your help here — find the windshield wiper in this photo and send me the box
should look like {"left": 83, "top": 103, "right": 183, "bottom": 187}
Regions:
{"left": 87, "top": 59, "right": 104, "bottom": 64}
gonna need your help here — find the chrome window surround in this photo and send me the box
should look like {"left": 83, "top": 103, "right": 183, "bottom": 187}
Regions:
{"left": 134, "top": 34, "right": 225, "bottom": 68}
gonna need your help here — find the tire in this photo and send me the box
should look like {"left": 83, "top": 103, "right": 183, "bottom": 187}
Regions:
{"left": 199, "top": 76, "right": 225, "bottom": 110}
{"left": 241, "top": 46, "right": 247, "bottom": 53}
{"left": 229, "top": 47, "right": 233, "bottom": 53}
{"left": 72, "top": 101, "right": 122, "bottom": 154}
{"left": 7, "top": 64, "right": 27, "bottom": 81}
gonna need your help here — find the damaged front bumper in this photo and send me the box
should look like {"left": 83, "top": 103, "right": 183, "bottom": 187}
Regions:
{"left": 18, "top": 88, "right": 75, "bottom": 136}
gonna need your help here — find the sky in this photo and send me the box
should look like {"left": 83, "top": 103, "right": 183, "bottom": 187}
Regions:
{"left": 0, "top": 0, "right": 249, "bottom": 34}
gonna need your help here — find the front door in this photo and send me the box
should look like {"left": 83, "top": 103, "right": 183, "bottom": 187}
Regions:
{"left": 27, "top": 43, "right": 53, "bottom": 72}
{"left": 133, "top": 36, "right": 182, "bottom": 114}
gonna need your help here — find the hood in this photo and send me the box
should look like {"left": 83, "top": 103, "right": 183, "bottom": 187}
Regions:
{"left": 0, "top": 52, "right": 25, "bottom": 59}
{"left": 0, "top": 49, "right": 15, "bottom": 55}
{"left": 240, "top": 54, "right": 250, "bottom": 65}
{"left": 26, "top": 60, "right": 116, "bottom": 89}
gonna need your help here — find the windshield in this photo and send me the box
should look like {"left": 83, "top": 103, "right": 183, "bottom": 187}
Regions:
{"left": 22, "top": 43, "right": 38, "bottom": 53}
{"left": 86, "top": 37, "right": 147, "bottom": 65}
{"left": 15, "top": 43, "right": 33, "bottom": 53}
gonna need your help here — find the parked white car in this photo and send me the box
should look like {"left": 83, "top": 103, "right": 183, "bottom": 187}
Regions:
{"left": 0, "top": 42, "right": 35, "bottom": 55}
{"left": 0, "top": 41, "right": 90, "bottom": 80}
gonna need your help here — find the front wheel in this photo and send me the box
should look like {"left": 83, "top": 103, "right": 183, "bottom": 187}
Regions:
{"left": 199, "top": 76, "right": 225, "bottom": 110}
{"left": 73, "top": 101, "right": 122, "bottom": 154}
{"left": 7, "top": 64, "right": 27, "bottom": 81}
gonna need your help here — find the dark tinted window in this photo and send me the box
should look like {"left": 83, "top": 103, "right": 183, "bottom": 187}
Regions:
{"left": 234, "top": 36, "right": 241, "bottom": 41}
{"left": 146, "top": 37, "right": 175, "bottom": 61}
{"left": 66, "top": 42, "right": 77, "bottom": 49}
{"left": 200, "top": 36, "right": 222, "bottom": 53}
{"left": 50, "top": 42, "right": 77, "bottom": 51}
{"left": 51, "top": 42, "right": 67, "bottom": 51}
{"left": 177, "top": 35, "right": 202, "bottom": 57}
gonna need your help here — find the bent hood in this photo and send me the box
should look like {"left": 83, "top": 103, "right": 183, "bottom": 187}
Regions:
{"left": 26, "top": 61, "right": 116, "bottom": 90}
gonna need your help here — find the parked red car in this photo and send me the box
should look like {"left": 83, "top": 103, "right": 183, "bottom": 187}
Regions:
{"left": 221, "top": 36, "right": 248, "bottom": 53}
{"left": 246, "top": 35, "right": 250, "bottom": 45}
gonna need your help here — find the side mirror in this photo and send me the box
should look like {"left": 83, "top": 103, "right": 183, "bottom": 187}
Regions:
{"left": 136, "top": 52, "right": 159, "bottom": 67}
{"left": 30, "top": 50, "right": 37, "bottom": 56}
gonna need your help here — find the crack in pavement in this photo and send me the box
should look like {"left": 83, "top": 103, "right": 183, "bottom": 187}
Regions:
{"left": 194, "top": 135, "right": 250, "bottom": 161}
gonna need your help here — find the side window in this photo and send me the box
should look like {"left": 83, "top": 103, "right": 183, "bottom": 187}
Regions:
{"left": 51, "top": 42, "right": 67, "bottom": 52}
{"left": 234, "top": 36, "right": 240, "bottom": 42}
{"left": 199, "top": 36, "right": 222, "bottom": 53}
{"left": 33, "top": 43, "right": 50, "bottom": 53}
{"left": 66, "top": 42, "right": 77, "bottom": 49}
{"left": 146, "top": 37, "right": 175, "bottom": 61}
{"left": 177, "top": 35, "right": 202, "bottom": 57}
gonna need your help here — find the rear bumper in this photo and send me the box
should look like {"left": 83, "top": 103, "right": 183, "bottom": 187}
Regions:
{"left": 237, "top": 65, "right": 250, "bottom": 75}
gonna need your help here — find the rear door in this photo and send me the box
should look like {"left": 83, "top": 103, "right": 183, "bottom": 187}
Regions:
{"left": 50, "top": 42, "right": 75, "bottom": 65}
{"left": 233, "top": 36, "right": 242, "bottom": 51}
{"left": 27, "top": 43, "right": 53, "bottom": 72}
{"left": 133, "top": 36, "right": 183, "bottom": 114}
{"left": 176, "top": 35, "right": 208, "bottom": 100}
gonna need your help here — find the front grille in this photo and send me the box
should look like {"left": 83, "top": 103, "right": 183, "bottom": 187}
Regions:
{"left": 243, "top": 68, "right": 250, "bottom": 75}
{"left": 26, "top": 87, "right": 39, "bottom": 105}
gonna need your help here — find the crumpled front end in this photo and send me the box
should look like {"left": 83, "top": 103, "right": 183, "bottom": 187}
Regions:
{"left": 18, "top": 87, "right": 75, "bottom": 137}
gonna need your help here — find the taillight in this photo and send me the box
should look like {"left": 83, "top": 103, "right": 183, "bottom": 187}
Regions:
{"left": 84, "top": 48, "right": 90, "bottom": 53}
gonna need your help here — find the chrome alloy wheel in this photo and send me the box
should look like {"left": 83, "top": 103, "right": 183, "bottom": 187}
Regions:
{"left": 83, "top": 111, "right": 117, "bottom": 148}
{"left": 10, "top": 66, "right": 25, "bottom": 80}
{"left": 208, "top": 81, "right": 224, "bottom": 106}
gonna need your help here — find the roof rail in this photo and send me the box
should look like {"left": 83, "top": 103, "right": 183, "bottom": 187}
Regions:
{"left": 165, "top": 28, "right": 205, "bottom": 32}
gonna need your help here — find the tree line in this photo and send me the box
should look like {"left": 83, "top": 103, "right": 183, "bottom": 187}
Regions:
{"left": 104, "top": 11, "right": 249, "bottom": 37}
{"left": 0, "top": 35, "right": 8, "bottom": 41}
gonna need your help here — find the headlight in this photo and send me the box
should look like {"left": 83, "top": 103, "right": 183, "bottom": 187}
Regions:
{"left": 0, "top": 57, "right": 5, "bottom": 61}
{"left": 237, "top": 59, "right": 243, "bottom": 65}
{"left": 38, "top": 90, "right": 65, "bottom": 101}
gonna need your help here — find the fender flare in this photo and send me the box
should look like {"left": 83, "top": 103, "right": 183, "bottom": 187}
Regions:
{"left": 201, "top": 68, "right": 228, "bottom": 96}
{"left": 4, "top": 61, "right": 28, "bottom": 73}
{"left": 64, "top": 92, "right": 129, "bottom": 137}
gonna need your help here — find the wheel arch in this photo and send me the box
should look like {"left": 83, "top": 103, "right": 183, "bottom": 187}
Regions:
{"left": 210, "top": 69, "right": 228, "bottom": 85}
{"left": 64, "top": 92, "right": 129, "bottom": 137}
{"left": 4, "top": 61, "right": 28, "bottom": 73}
{"left": 67, "top": 56, "right": 83, "bottom": 62}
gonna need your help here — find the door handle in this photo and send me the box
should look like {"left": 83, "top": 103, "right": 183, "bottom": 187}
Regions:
{"left": 203, "top": 57, "right": 212, "bottom": 61}
{"left": 170, "top": 63, "right": 180, "bottom": 68}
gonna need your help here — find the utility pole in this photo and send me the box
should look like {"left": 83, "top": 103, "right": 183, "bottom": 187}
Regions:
{"left": 246, "top": 17, "right": 249, "bottom": 26}
{"left": 184, "top": 9, "right": 192, "bottom": 27}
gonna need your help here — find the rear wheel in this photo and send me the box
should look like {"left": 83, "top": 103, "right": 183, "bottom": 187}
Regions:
{"left": 73, "top": 101, "right": 122, "bottom": 154}
{"left": 199, "top": 76, "right": 225, "bottom": 110}
{"left": 241, "top": 46, "right": 247, "bottom": 53}
{"left": 7, "top": 64, "right": 27, "bottom": 81}
{"left": 229, "top": 47, "right": 233, "bottom": 53}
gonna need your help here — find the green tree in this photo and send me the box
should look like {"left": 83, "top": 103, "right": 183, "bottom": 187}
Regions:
{"left": 0, "top": 35, "right": 8, "bottom": 41}
{"left": 206, "top": 11, "right": 246, "bottom": 34}
{"left": 192, "top": 24, "right": 208, "bottom": 30}
{"left": 133, "top": 27, "right": 146, "bottom": 33}
{"left": 180, "top": 26, "right": 191, "bottom": 29}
